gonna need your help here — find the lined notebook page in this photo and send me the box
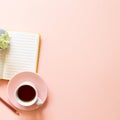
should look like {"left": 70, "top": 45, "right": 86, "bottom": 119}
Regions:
{"left": 0, "top": 51, "right": 5, "bottom": 79}
{"left": 2, "top": 32, "right": 40, "bottom": 80}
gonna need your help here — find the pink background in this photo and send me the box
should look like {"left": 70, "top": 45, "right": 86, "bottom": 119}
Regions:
{"left": 0, "top": 0, "right": 120, "bottom": 119}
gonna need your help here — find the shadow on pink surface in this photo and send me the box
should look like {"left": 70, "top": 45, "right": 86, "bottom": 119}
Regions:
{"left": 19, "top": 97, "right": 48, "bottom": 120}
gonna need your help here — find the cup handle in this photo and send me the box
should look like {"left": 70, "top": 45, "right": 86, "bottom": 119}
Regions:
{"left": 36, "top": 98, "right": 43, "bottom": 105}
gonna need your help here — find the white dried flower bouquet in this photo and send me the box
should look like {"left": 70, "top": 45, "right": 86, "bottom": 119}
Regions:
{"left": 0, "top": 29, "right": 10, "bottom": 49}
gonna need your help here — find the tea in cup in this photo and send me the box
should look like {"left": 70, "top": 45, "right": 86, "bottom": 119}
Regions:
{"left": 15, "top": 82, "right": 42, "bottom": 106}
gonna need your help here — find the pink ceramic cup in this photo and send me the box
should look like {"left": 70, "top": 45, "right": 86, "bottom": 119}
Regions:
{"left": 7, "top": 71, "right": 48, "bottom": 110}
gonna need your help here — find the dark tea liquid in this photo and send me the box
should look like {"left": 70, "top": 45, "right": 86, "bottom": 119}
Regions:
{"left": 17, "top": 85, "right": 36, "bottom": 102}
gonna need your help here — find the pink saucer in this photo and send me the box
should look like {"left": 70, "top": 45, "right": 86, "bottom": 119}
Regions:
{"left": 7, "top": 71, "right": 47, "bottom": 111}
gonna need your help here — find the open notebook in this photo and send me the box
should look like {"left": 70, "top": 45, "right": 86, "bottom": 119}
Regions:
{"left": 0, "top": 31, "right": 40, "bottom": 80}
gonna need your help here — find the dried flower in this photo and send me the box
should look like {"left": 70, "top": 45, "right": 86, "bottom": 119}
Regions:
{"left": 0, "top": 29, "right": 10, "bottom": 49}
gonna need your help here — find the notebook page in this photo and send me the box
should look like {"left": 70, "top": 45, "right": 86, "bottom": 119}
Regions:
{"left": 0, "top": 50, "right": 5, "bottom": 79}
{"left": 3, "top": 32, "right": 40, "bottom": 80}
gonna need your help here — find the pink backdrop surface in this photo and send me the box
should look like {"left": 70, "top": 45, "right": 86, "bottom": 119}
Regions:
{"left": 0, "top": 0, "right": 120, "bottom": 119}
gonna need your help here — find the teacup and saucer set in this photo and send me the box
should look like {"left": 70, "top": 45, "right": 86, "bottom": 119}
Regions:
{"left": 7, "top": 71, "right": 48, "bottom": 111}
